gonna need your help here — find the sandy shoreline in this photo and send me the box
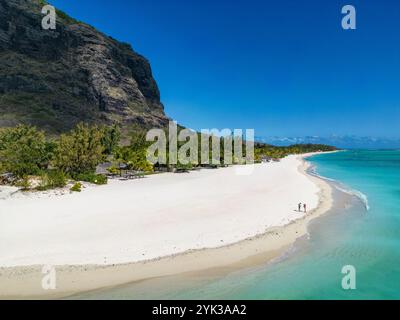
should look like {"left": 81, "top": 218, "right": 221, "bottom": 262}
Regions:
{"left": 0, "top": 152, "right": 334, "bottom": 299}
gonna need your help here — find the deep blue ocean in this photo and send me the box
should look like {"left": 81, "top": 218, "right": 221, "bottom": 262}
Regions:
{"left": 76, "top": 150, "right": 400, "bottom": 300}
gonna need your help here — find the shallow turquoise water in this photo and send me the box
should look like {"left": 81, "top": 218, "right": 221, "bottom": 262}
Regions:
{"left": 77, "top": 150, "right": 400, "bottom": 300}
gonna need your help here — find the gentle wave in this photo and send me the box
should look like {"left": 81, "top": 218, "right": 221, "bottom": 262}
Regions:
{"left": 333, "top": 185, "right": 370, "bottom": 211}
{"left": 308, "top": 165, "right": 337, "bottom": 182}
{"left": 307, "top": 164, "right": 370, "bottom": 211}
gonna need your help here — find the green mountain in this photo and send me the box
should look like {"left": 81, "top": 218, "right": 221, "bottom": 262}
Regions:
{"left": 0, "top": 0, "right": 169, "bottom": 135}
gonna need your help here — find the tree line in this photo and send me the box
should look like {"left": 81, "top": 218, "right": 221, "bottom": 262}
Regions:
{"left": 0, "top": 123, "right": 147, "bottom": 190}
{"left": 0, "top": 123, "right": 337, "bottom": 190}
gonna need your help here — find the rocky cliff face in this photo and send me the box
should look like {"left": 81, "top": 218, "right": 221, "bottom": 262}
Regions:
{"left": 0, "top": 0, "right": 169, "bottom": 134}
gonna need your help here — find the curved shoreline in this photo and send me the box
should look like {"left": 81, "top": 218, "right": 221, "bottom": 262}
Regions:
{"left": 0, "top": 153, "right": 334, "bottom": 299}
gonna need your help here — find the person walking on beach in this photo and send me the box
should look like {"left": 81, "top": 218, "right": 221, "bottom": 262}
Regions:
{"left": 303, "top": 203, "right": 307, "bottom": 213}
{"left": 298, "top": 203, "right": 302, "bottom": 212}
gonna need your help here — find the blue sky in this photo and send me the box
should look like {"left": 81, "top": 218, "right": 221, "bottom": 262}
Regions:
{"left": 50, "top": 0, "right": 400, "bottom": 139}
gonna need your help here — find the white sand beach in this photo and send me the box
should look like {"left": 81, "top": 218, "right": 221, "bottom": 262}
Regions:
{"left": 0, "top": 153, "right": 333, "bottom": 298}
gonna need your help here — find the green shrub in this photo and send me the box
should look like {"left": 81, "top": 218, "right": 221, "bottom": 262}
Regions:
{"left": 48, "top": 170, "right": 67, "bottom": 188}
{"left": 0, "top": 163, "right": 5, "bottom": 174}
{"left": 107, "top": 166, "right": 120, "bottom": 175}
{"left": 0, "top": 125, "right": 53, "bottom": 177}
{"left": 70, "top": 182, "right": 82, "bottom": 192}
{"left": 15, "top": 176, "right": 31, "bottom": 190}
{"left": 53, "top": 123, "right": 105, "bottom": 175}
{"left": 73, "top": 173, "right": 107, "bottom": 185}
{"left": 37, "top": 172, "right": 51, "bottom": 191}
{"left": 101, "top": 124, "right": 121, "bottom": 155}
{"left": 113, "top": 130, "right": 154, "bottom": 173}
{"left": 37, "top": 170, "right": 67, "bottom": 191}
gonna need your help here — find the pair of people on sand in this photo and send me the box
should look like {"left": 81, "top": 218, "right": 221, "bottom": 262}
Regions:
{"left": 298, "top": 202, "right": 307, "bottom": 213}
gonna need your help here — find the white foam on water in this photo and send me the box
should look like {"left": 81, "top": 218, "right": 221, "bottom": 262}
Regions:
{"left": 307, "top": 164, "right": 370, "bottom": 211}
{"left": 333, "top": 185, "right": 370, "bottom": 211}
